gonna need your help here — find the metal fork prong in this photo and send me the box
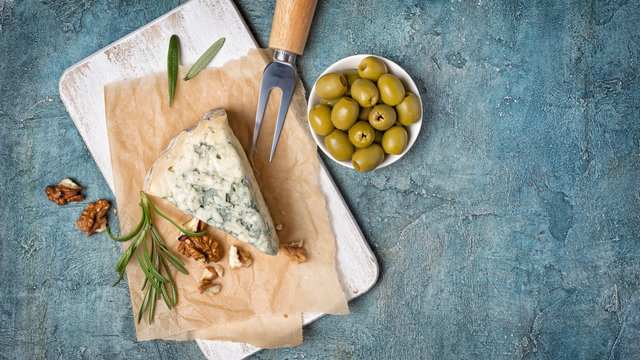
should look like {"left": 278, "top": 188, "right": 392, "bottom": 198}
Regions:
{"left": 251, "top": 81, "right": 272, "bottom": 158}
{"left": 269, "top": 84, "right": 295, "bottom": 162}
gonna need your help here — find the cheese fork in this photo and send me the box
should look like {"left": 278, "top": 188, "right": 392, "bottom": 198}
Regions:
{"left": 251, "top": 0, "right": 317, "bottom": 161}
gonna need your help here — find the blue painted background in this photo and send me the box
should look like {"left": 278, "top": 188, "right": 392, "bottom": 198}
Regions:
{"left": 1, "top": 0, "right": 640, "bottom": 358}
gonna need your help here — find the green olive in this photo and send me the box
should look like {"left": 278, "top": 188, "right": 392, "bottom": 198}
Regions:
{"left": 368, "top": 104, "right": 397, "bottom": 131}
{"left": 342, "top": 69, "right": 360, "bottom": 85}
{"left": 352, "top": 144, "right": 384, "bottom": 172}
{"left": 316, "top": 73, "right": 348, "bottom": 99}
{"left": 348, "top": 121, "right": 375, "bottom": 148}
{"left": 342, "top": 69, "right": 360, "bottom": 96}
{"left": 358, "top": 106, "right": 372, "bottom": 120}
{"left": 325, "top": 130, "right": 354, "bottom": 161}
{"left": 321, "top": 97, "right": 341, "bottom": 107}
{"left": 350, "top": 79, "right": 379, "bottom": 107}
{"left": 396, "top": 93, "right": 422, "bottom": 126}
{"left": 381, "top": 126, "right": 408, "bottom": 155}
{"left": 308, "top": 104, "right": 334, "bottom": 136}
{"left": 358, "top": 56, "right": 388, "bottom": 81}
{"left": 374, "top": 130, "right": 383, "bottom": 144}
{"left": 331, "top": 97, "right": 359, "bottom": 130}
{"left": 377, "top": 74, "right": 406, "bottom": 106}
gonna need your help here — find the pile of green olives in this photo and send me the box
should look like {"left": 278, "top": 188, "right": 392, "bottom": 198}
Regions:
{"left": 309, "top": 56, "right": 421, "bottom": 172}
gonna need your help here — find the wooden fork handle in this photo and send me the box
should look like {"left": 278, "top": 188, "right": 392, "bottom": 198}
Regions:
{"left": 268, "top": 0, "right": 317, "bottom": 55}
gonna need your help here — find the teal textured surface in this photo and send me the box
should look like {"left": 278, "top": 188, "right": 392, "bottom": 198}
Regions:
{"left": 2, "top": 0, "right": 640, "bottom": 359}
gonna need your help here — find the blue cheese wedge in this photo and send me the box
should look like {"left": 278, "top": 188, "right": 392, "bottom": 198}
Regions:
{"left": 143, "top": 108, "right": 279, "bottom": 255}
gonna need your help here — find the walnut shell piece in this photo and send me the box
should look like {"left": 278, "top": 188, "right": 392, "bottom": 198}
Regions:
{"left": 177, "top": 234, "right": 222, "bottom": 263}
{"left": 76, "top": 199, "right": 110, "bottom": 237}
{"left": 46, "top": 178, "right": 85, "bottom": 205}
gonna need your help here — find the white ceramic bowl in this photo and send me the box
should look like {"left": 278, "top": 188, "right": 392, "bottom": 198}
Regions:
{"left": 307, "top": 54, "right": 423, "bottom": 170}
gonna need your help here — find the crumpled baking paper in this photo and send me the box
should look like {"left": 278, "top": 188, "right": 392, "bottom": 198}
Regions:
{"left": 104, "top": 49, "right": 348, "bottom": 348}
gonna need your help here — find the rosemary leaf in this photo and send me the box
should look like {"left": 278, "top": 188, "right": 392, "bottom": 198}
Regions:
{"left": 160, "top": 248, "right": 189, "bottom": 275}
{"left": 137, "top": 286, "right": 152, "bottom": 324}
{"left": 160, "top": 258, "right": 178, "bottom": 306}
{"left": 107, "top": 211, "right": 145, "bottom": 242}
{"left": 143, "top": 240, "right": 169, "bottom": 284}
{"left": 184, "top": 37, "right": 225, "bottom": 80}
{"left": 159, "top": 280, "right": 172, "bottom": 309}
{"left": 148, "top": 286, "right": 157, "bottom": 324}
{"left": 167, "top": 34, "right": 180, "bottom": 108}
{"left": 111, "top": 271, "right": 125, "bottom": 287}
{"left": 149, "top": 200, "right": 206, "bottom": 236}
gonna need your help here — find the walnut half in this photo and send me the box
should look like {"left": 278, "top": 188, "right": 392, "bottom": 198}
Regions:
{"left": 46, "top": 178, "right": 84, "bottom": 205}
{"left": 76, "top": 199, "right": 110, "bottom": 237}
{"left": 177, "top": 234, "right": 222, "bottom": 263}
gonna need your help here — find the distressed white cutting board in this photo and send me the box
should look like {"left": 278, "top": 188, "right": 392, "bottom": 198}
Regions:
{"left": 58, "top": 0, "right": 378, "bottom": 359}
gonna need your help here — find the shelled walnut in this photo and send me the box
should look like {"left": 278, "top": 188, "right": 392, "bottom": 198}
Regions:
{"left": 201, "top": 266, "right": 218, "bottom": 281}
{"left": 229, "top": 245, "right": 252, "bottom": 269}
{"left": 177, "top": 234, "right": 222, "bottom": 263}
{"left": 46, "top": 178, "right": 85, "bottom": 205}
{"left": 197, "top": 265, "right": 224, "bottom": 294}
{"left": 284, "top": 246, "right": 307, "bottom": 264}
{"left": 182, "top": 217, "right": 206, "bottom": 233}
{"left": 210, "top": 263, "right": 224, "bottom": 277}
{"left": 76, "top": 199, "right": 110, "bottom": 236}
{"left": 283, "top": 239, "right": 307, "bottom": 264}
{"left": 197, "top": 282, "right": 221, "bottom": 294}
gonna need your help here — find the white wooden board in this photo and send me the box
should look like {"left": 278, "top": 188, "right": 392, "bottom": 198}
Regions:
{"left": 58, "top": 0, "right": 379, "bottom": 359}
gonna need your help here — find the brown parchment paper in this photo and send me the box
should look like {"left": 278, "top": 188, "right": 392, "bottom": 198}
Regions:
{"left": 104, "top": 49, "right": 348, "bottom": 348}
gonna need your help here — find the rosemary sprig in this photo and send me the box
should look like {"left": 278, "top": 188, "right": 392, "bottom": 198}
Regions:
{"left": 167, "top": 34, "right": 179, "bottom": 108}
{"left": 184, "top": 37, "right": 225, "bottom": 80}
{"left": 107, "top": 191, "right": 206, "bottom": 323}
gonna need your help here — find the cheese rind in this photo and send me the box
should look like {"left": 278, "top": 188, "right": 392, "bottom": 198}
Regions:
{"left": 143, "top": 108, "right": 278, "bottom": 255}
